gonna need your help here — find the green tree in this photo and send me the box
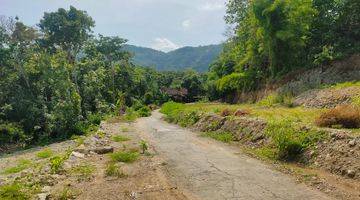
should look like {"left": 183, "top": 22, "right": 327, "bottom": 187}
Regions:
{"left": 38, "top": 6, "right": 95, "bottom": 62}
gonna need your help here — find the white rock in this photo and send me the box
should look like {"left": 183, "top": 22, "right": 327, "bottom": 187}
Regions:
{"left": 37, "top": 193, "right": 49, "bottom": 200}
{"left": 348, "top": 139, "right": 356, "bottom": 147}
{"left": 71, "top": 151, "right": 85, "bottom": 158}
{"left": 41, "top": 186, "right": 51, "bottom": 193}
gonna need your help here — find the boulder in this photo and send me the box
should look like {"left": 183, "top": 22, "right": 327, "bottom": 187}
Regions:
{"left": 92, "top": 146, "right": 114, "bottom": 154}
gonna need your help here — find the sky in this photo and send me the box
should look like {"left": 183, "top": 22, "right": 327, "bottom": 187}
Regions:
{"left": 0, "top": 0, "right": 227, "bottom": 52}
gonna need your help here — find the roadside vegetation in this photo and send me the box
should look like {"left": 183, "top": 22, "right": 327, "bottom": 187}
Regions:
{"left": 160, "top": 100, "right": 358, "bottom": 161}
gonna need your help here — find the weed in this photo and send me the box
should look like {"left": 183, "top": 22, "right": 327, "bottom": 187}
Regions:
{"left": 105, "top": 163, "right": 126, "bottom": 178}
{"left": 110, "top": 151, "right": 139, "bottom": 163}
{"left": 266, "top": 120, "right": 326, "bottom": 160}
{"left": 36, "top": 149, "right": 53, "bottom": 159}
{"left": 2, "top": 159, "right": 32, "bottom": 174}
{"left": 96, "top": 131, "right": 106, "bottom": 138}
{"left": 0, "top": 184, "right": 28, "bottom": 200}
{"left": 254, "top": 147, "right": 277, "bottom": 160}
{"left": 315, "top": 104, "right": 360, "bottom": 128}
{"left": 121, "top": 126, "right": 129, "bottom": 132}
{"left": 112, "top": 135, "right": 130, "bottom": 142}
{"left": 139, "top": 140, "right": 148, "bottom": 154}
{"left": 123, "top": 108, "right": 138, "bottom": 122}
{"left": 69, "top": 164, "right": 95, "bottom": 181}
{"left": 50, "top": 155, "right": 67, "bottom": 174}
{"left": 201, "top": 132, "right": 234, "bottom": 143}
{"left": 257, "top": 93, "right": 294, "bottom": 107}
{"left": 56, "top": 187, "right": 78, "bottom": 200}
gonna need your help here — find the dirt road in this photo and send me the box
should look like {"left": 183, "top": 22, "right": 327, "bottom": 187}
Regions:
{"left": 135, "top": 111, "right": 331, "bottom": 200}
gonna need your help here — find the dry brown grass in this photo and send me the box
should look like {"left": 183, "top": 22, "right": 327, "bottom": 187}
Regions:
{"left": 220, "top": 108, "right": 233, "bottom": 117}
{"left": 315, "top": 104, "right": 360, "bottom": 128}
{"left": 234, "top": 109, "right": 250, "bottom": 117}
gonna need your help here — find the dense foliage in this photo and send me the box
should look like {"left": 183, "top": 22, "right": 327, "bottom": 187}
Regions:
{"left": 209, "top": 0, "right": 360, "bottom": 100}
{"left": 0, "top": 7, "right": 206, "bottom": 147}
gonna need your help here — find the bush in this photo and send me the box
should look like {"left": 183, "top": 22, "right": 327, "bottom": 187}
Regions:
{"left": 110, "top": 151, "right": 139, "bottom": 163}
{"left": 137, "top": 106, "right": 151, "bottom": 117}
{"left": 257, "top": 93, "right": 294, "bottom": 107}
{"left": 315, "top": 105, "right": 360, "bottom": 128}
{"left": 220, "top": 108, "right": 233, "bottom": 117}
{"left": 266, "top": 120, "right": 325, "bottom": 160}
{"left": 87, "top": 113, "right": 102, "bottom": 125}
{"left": 0, "top": 122, "right": 26, "bottom": 145}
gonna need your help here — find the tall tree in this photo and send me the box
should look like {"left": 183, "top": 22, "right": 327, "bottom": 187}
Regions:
{"left": 38, "top": 6, "right": 95, "bottom": 62}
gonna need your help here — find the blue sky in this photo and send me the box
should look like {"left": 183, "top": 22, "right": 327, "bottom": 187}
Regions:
{"left": 0, "top": 0, "right": 227, "bottom": 52}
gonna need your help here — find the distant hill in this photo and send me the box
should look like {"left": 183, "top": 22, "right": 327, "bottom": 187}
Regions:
{"left": 123, "top": 44, "right": 223, "bottom": 72}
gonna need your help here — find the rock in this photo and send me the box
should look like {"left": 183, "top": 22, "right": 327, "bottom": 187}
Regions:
{"left": 41, "top": 186, "right": 51, "bottom": 193}
{"left": 348, "top": 139, "right": 356, "bottom": 147}
{"left": 71, "top": 151, "right": 85, "bottom": 158}
{"left": 92, "top": 146, "right": 114, "bottom": 154}
{"left": 347, "top": 170, "right": 356, "bottom": 178}
{"left": 37, "top": 193, "right": 49, "bottom": 200}
{"left": 74, "top": 144, "right": 89, "bottom": 154}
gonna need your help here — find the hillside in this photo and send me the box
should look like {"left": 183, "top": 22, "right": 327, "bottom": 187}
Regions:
{"left": 124, "top": 44, "right": 223, "bottom": 72}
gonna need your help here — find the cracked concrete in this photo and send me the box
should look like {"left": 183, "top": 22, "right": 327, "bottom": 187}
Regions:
{"left": 135, "top": 110, "right": 332, "bottom": 200}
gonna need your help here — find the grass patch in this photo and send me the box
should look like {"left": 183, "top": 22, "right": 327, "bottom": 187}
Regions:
{"left": 0, "top": 184, "right": 28, "bottom": 200}
{"left": 120, "top": 126, "right": 129, "bottom": 132}
{"left": 325, "top": 81, "right": 360, "bottom": 89}
{"left": 105, "top": 163, "right": 126, "bottom": 178}
{"left": 36, "top": 149, "right": 53, "bottom": 159}
{"left": 69, "top": 164, "right": 95, "bottom": 181}
{"left": 201, "top": 132, "right": 234, "bottom": 143}
{"left": 253, "top": 147, "right": 277, "bottom": 160}
{"left": 2, "top": 159, "right": 32, "bottom": 174}
{"left": 54, "top": 187, "right": 78, "bottom": 200}
{"left": 111, "top": 135, "right": 130, "bottom": 142}
{"left": 110, "top": 151, "right": 139, "bottom": 163}
{"left": 266, "top": 120, "right": 327, "bottom": 160}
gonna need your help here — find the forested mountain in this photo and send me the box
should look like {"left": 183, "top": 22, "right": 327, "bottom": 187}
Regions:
{"left": 124, "top": 44, "right": 223, "bottom": 72}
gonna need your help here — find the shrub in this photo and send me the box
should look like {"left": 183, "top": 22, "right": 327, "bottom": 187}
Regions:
{"left": 234, "top": 109, "right": 250, "bottom": 116}
{"left": 201, "top": 132, "right": 234, "bottom": 143}
{"left": 266, "top": 120, "right": 325, "bottom": 160}
{"left": 36, "top": 149, "right": 53, "bottom": 159}
{"left": 50, "top": 156, "right": 66, "bottom": 174}
{"left": 257, "top": 93, "right": 294, "bottom": 107}
{"left": 87, "top": 113, "right": 102, "bottom": 125}
{"left": 110, "top": 151, "right": 139, "bottom": 163}
{"left": 0, "top": 122, "right": 26, "bottom": 146}
{"left": 220, "top": 108, "right": 233, "bottom": 117}
{"left": 137, "top": 106, "right": 151, "bottom": 117}
{"left": 0, "top": 184, "right": 28, "bottom": 200}
{"left": 315, "top": 105, "right": 360, "bottom": 128}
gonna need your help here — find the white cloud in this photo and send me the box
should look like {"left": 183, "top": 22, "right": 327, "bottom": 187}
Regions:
{"left": 199, "top": 2, "right": 225, "bottom": 11}
{"left": 182, "top": 19, "right": 191, "bottom": 29}
{"left": 151, "top": 37, "right": 180, "bottom": 52}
